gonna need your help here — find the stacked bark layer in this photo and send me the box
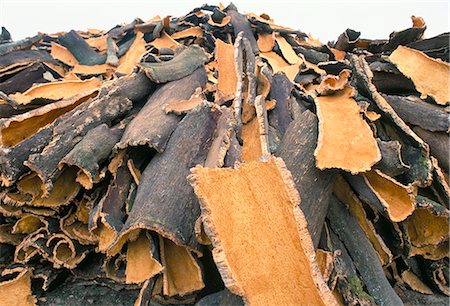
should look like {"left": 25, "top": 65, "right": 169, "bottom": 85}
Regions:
{"left": 0, "top": 4, "right": 448, "bottom": 306}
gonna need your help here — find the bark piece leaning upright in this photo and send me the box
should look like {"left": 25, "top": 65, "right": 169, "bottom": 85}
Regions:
{"left": 116, "top": 67, "right": 208, "bottom": 153}
{"left": 327, "top": 195, "right": 403, "bottom": 306}
{"left": 225, "top": 4, "right": 259, "bottom": 54}
{"left": 190, "top": 157, "right": 337, "bottom": 306}
{"left": 109, "top": 103, "right": 223, "bottom": 256}
{"left": 275, "top": 110, "right": 335, "bottom": 248}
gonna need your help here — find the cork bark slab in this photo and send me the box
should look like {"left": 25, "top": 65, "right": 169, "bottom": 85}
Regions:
{"left": 314, "top": 86, "right": 381, "bottom": 174}
{"left": 189, "top": 157, "right": 337, "bottom": 306}
{"left": 389, "top": 46, "right": 449, "bottom": 105}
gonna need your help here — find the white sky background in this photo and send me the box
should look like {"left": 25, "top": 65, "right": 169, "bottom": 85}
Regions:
{"left": 0, "top": 0, "right": 448, "bottom": 43}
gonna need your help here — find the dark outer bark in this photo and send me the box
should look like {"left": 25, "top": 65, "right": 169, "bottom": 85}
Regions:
{"left": 327, "top": 195, "right": 403, "bottom": 306}
{"left": 334, "top": 29, "right": 360, "bottom": 51}
{"left": 24, "top": 72, "right": 153, "bottom": 194}
{"left": 117, "top": 67, "right": 207, "bottom": 152}
{"left": 294, "top": 46, "right": 329, "bottom": 64}
{"left": 275, "top": 110, "right": 335, "bottom": 248}
{"left": 394, "top": 284, "right": 448, "bottom": 306}
{"left": 383, "top": 95, "right": 449, "bottom": 133}
{"left": 344, "top": 173, "right": 388, "bottom": 219}
{"left": 268, "top": 72, "right": 293, "bottom": 138}
{"left": 0, "top": 27, "right": 11, "bottom": 43}
{"left": 0, "top": 72, "right": 151, "bottom": 187}
{"left": 25, "top": 95, "right": 131, "bottom": 194}
{"left": 384, "top": 27, "right": 426, "bottom": 52}
{"left": 327, "top": 228, "right": 376, "bottom": 306}
{"left": 117, "top": 103, "right": 222, "bottom": 253}
{"left": 407, "top": 32, "right": 449, "bottom": 62}
{"left": 0, "top": 34, "right": 43, "bottom": 56}
{"left": 350, "top": 54, "right": 432, "bottom": 187}
{"left": 105, "top": 36, "right": 119, "bottom": 67}
{"left": 139, "top": 45, "right": 208, "bottom": 83}
{"left": 375, "top": 139, "right": 410, "bottom": 177}
{"left": 58, "top": 30, "right": 106, "bottom": 66}
{"left": 59, "top": 123, "right": 124, "bottom": 182}
{"left": 226, "top": 6, "right": 259, "bottom": 54}
{"left": 0, "top": 63, "right": 49, "bottom": 94}
{"left": 195, "top": 289, "right": 244, "bottom": 306}
{"left": 430, "top": 157, "right": 450, "bottom": 208}
{"left": 108, "top": 18, "right": 142, "bottom": 40}
{"left": 318, "top": 60, "right": 352, "bottom": 75}
{"left": 419, "top": 258, "right": 449, "bottom": 296}
{"left": 0, "top": 50, "right": 54, "bottom": 71}
{"left": 413, "top": 127, "right": 449, "bottom": 172}
{"left": 224, "top": 130, "right": 242, "bottom": 168}
{"left": 372, "top": 71, "right": 418, "bottom": 95}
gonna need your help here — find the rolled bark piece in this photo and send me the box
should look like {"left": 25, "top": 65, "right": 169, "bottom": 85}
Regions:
{"left": 389, "top": 46, "right": 449, "bottom": 105}
{"left": 268, "top": 72, "right": 293, "bottom": 138}
{"left": 189, "top": 157, "right": 337, "bottom": 306}
{"left": 327, "top": 195, "right": 403, "bottom": 306}
{"left": 109, "top": 103, "right": 222, "bottom": 256}
{"left": 345, "top": 169, "right": 415, "bottom": 222}
{"left": 12, "top": 214, "right": 46, "bottom": 235}
{"left": 334, "top": 29, "right": 360, "bottom": 51}
{"left": 325, "top": 227, "right": 376, "bottom": 306}
{"left": 407, "top": 32, "right": 449, "bottom": 61}
{"left": 413, "top": 127, "right": 449, "bottom": 171}
{"left": 375, "top": 139, "right": 410, "bottom": 177}
{"left": 0, "top": 90, "right": 98, "bottom": 147}
{"left": 334, "top": 176, "right": 393, "bottom": 266}
{"left": 0, "top": 63, "right": 50, "bottom": 95}
{"left": 225, "top": 4, "right": 259, "bottom": 54}
{"left": 350, "top": 54, "right": 432, "bottom": 186}
{"left": 160, "top": 237, "right": 204, "bottom": 297}
{"left": 195, "top": 289, "right": 244, "bottom": 306}
{"left": 421, "top": 258, "right": 450, "bottom": 296}
{"left": 383, "top": 95, "right": 449, "bottom": 133}
{"left": 0, "top": 50, "right": 53, "bottom": 71}
{"left": 314, "top": 86, "right": 381, "bottom": 174}
{"left": 46, "top": 233, "right": 89, "bottom": 269}
{"left": 139, "top": 45, "right": 208, "bottom": 83}
{"left": 0, "top": 34, "right": 43, "bottom": 56}
{"left": 117, "top": 67, "right": 207, "bottom": 152}
{"left": 24, "top": 72, "right": 152, "bottom": 194}
{"left": 9, "top": 77, "right": 102, "bottom": 105}
{"left": 0, "top": 267, "right": 35, "bottom": 306}
{"left": 276, "top": 110, "right": 335, "bottom": 247}
{"left": 58, "top": 30, "right": 107, "bottom": 65}
{"left": 59, "top": 123, "right": 124, "bottom": 189}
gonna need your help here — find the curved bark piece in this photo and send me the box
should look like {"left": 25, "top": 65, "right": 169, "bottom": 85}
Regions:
{"left": 59, "top": 123, "right": 124, "bottom": 189}
{"left": 189, "top": 157, "right": 337, "bottom": 306}
{"left": 345, "top": 169, "right": 415, "bottom": 222}
{"left": 268, "top": 72, "right": 293, "bottom": 138}
{"left": 316, "top": 69, "right": 351, "bottom": 95}
{"left": 46, "top": 233, "right": 88, "bottom": 269}
{"left": 401, "top": 270, "right": 433, "bottom": 295}
{"left": 58, "top": 30, "right": 107, "bottom": 65}
{"left": 275, "top": 33, "right": 301, "bottom": 65}
{"left": 350, "top": 54, "right": 432, "bottom": 187}
{"left": 160, "top": 237, "right": 204, "bottom": 297}
{"left": 314, "top": 86, "right": 381, "bottom": 174}
{"left": 389, "top": 46, "right": 449, "bottom": 105}
{"left": 139, "top": 45, "right": 208, "bottom": 83}
{"left": 12, "top": 214, "right": 46, "bottom": 235}
{"left": 334, "top": 176, "right": 393, "bottom": 266}
{"left": 0, "top": 50, "right": 54, "bottom": 71}
{"left": 163, "top": 89, "right": 206, "bottom": 115}
{"left": 0, "top": 268, "right": 35, "bottom": 306}
{"left": 0, "top": 90, "right": 98, "bottom": 147}
{"left": 383, "top": 95, "right": 449, "bottom": 133}
{"left": 9, "top": 77, "right": 102, "bottom": 106}
{"left": 257, "top": 33, "right": 275, "bottom": 52}
{"left": 407, "top": 32, "right": 449, "bottom": 61}
{"left": 50, "top": 43, "right": 79, "bottom": 66}
{"left": 276, "top": 110, "right": 335, "bottom": 247}
{"left": 204, "top": 108, "right": 234, "bottom": 169}
{"left": 430, "top": 157, "right": 450, "bottom": 208}
{"left": 0, "top": 63, "right": 51, "bottom": 95}
{"left": 117, "top": 67, "right": 207, "bottom": 152}
{"left": 421, "top": 258, "right": 450, "bottom": 296}
{"left": 413, "top": 127, "right": 449, "bottom": 172}
{"left": 334, "top": 29, "right": 360, "bottom": 51}
{"left": 260, "top": 51, "right": 299, "bottom": 82}
{"left": 404, "top": 198, "right": 449, "bottom": 252}
{"left": 116, "top": 32, "right": 146, "bottom": 75}
{"left": 375, "top": 139, "right": 410, "bottom": 177}
{"left": 125, "top": 233, "right": 162, "bottom": 284}
{"left": 226, "top": 5, "right": 259, "bottom": 54}
{"left": 109, "top": 103, "right": 222, "bottom": 256}
{"left": 215, "top": 39, "right": 238, "bottom": 101}
{"left": 0, "top": 223, "right": 25, "bottom": 245}
{"left": 384, "top": 16, "right": 426, "bottom": 52}
{"left": 0, "top": 33, "right": 43, "bottom": 56}
{"left": 327, "top": 196, "right": 403, "bottom": 306}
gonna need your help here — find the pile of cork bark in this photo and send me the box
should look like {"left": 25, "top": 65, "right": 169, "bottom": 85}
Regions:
{"left": 0, "top": 3, "right": 448, "bottom": 305}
